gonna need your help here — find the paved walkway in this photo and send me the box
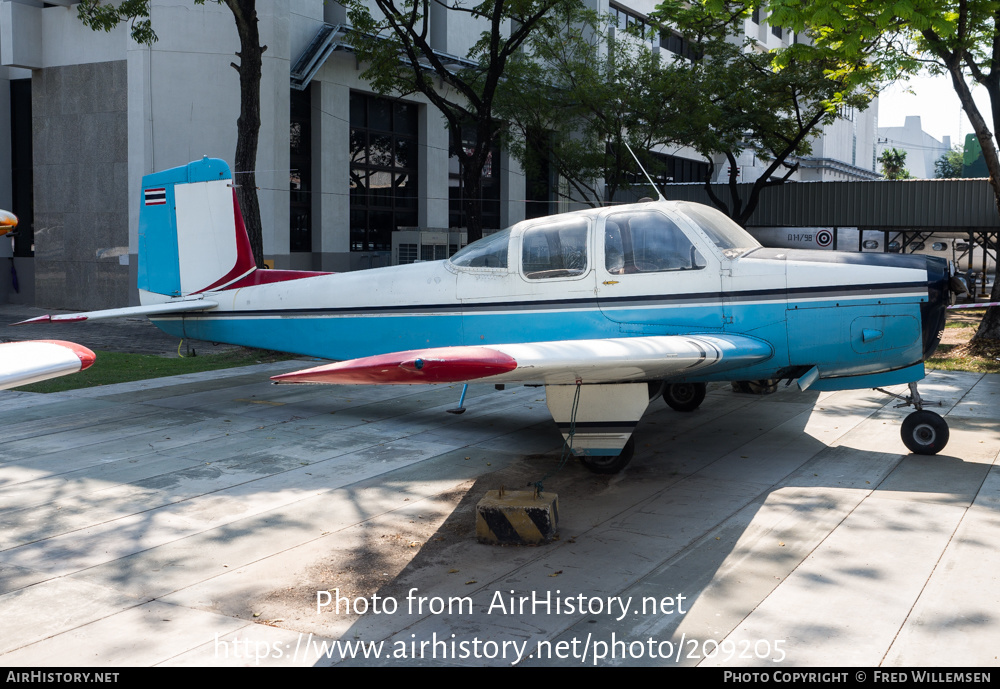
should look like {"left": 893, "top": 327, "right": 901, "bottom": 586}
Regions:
{"left": 0, "top": 360, "right": 996, "bottom": 666}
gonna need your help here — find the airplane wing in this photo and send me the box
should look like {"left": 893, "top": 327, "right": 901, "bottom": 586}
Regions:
{"left": 0, "top": 340, "right": 97, "bottom": 390}
{"left": 271, "top": 334, "right": 774, "bottom": 386}
{"left": 10, "top": 298, "right": 219, "bottom": 325}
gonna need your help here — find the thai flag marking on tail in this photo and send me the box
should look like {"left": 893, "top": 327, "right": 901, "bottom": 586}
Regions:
{"left": 144, "top": 188, "right": 167, "bottom": 205}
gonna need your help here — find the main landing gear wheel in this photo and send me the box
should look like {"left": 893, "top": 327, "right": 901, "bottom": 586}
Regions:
{"left": 901, "top": 410, "right": 950, "bottom": 455}
{"left": 875, "top": 381, "right": 950, "bottom": 456}
{"left": 580, "top": 437, "right": 635, "bottom": 474}
{"left": 663, "top": 382, "right": 706, "bottom": 412}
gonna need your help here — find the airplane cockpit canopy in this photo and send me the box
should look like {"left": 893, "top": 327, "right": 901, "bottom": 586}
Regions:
{"left": 673, "top": 202, "right": 761, "bottom": 258}
{"left": 449, "top": 226, "right": 512, "bottom": 268}
{"left": 447, "top": 201, "right": 761, "bottom": 274}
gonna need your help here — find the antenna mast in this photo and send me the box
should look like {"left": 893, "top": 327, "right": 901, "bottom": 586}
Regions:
{"left": 623, "top": 140, "right": 665, "bottom": 202}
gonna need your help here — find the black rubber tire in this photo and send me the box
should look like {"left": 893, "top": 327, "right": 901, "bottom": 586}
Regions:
{"left": 663, "top": 382, "right": 707, "bottom": 412}
{"left": 580, "top": 437, "right": 635, "bottom": 474}
{"left": 901, "top": 410, "right": 950, "bottom": 455}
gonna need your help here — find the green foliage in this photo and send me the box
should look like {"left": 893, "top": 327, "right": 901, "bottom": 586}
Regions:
{"left": 496, "top": 6, "right": 692, "bottom": 205}
{"left": 934, "top": 145, "right": 965, "bottom": 178}
{"left": 879, "top": 147, "right": 912, "bottom": 179}
{"left": 657, "top": 1, "right": 878, "bottom": 222}
{"left": 77, "top": 0, "right": 161, "bottom": 45}
{"left": 499, "top": 0, "right": 879, "bottom": 218}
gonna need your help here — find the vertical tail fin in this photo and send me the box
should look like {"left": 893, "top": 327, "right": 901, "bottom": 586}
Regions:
{"left": 138, "top": 157, "right": 256, "bottom": 299}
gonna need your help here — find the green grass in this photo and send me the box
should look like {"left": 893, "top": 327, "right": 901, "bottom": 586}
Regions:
{"left": 926, "top": 355, "right": 1000, "bottom": 373}
{"left": 13, "top": 348, "right": 297, "bottom": 393}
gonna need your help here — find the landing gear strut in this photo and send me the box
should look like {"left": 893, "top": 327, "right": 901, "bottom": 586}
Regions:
{"left": 876, "top": 382, "right": 950, "bottom": 455}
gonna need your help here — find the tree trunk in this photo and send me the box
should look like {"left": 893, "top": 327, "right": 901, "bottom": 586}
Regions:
{"left": 461, "top": 164, "right": 484, "bottom": 244}
{"left": 454, "top": 123, "right": 493, "bottom": 244}
{"left": 931, "top": 46, "right": 1000, "bottom": 340}
{"left": 225, "top": 0, "right": 265, "bottom": 268}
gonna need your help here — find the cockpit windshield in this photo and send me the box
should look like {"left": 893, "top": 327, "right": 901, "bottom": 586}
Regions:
{"left": 675, "top": 202, "right": 761, "bottom": 258}
{"left": 449, "top": 227, "right": 512, "bottom": 268}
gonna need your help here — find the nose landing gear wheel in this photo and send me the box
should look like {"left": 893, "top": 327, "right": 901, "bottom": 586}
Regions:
{"left": 663, "top": 382, "right": 707, "bottom": 412}
{"left": 901, "top": 410, "right": 949, "bottom": 455}
{"left": 580, "top": 437, "right": 635, "bottom": 474}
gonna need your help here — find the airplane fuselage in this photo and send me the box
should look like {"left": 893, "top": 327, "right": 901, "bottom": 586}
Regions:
{"left": 149, "top": 201, "right": 948, "bottom": 392}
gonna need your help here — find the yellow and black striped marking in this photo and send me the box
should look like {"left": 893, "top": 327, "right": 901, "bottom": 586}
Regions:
{"left": 476, "top": 490, "right": 559, "bottom": 545}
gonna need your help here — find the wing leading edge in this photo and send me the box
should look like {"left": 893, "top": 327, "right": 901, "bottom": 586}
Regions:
{"left": 271, "top": 334, "right": 774, "bottom": 386}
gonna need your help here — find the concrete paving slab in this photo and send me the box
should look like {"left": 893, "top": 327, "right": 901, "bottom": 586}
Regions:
{"left": 0, "top": 406, "right": 206, "bottom": 457}
{"left": 0, "top": 577, "right": 144, "bottom": 655}
{"left": 0, "top": 366, "right": 998, "bottom": 667}
{"left": 707, "top": 498, "right": 970, "bottom": 667}
{"left": 883, "top": 465, "right": 1000, "bottom": 667}
{"left": 0, "top": 601, "right": 248, "bottom": 666}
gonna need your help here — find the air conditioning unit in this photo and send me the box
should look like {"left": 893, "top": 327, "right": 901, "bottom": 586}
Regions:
{"left": 392, "top": 229, "right": 468, "bottom": 265}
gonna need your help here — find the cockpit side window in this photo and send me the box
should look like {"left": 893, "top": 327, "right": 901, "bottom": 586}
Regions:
{"left": 605, "top": 211, "right": 705, "bottom": 274}
{"left": 522, "top": 218, "right": 589, "bottom": 280}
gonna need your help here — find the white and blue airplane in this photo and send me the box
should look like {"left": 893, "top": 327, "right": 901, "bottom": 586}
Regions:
{"left": 16, "top": 157, "right": 958, "bottom": 471}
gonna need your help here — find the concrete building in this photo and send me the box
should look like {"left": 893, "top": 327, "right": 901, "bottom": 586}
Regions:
{"left": 0, "top": 0, "right": 879, "bottom": 310}
{"left": 877, "top": 115, "right": 952, "bottom": 179}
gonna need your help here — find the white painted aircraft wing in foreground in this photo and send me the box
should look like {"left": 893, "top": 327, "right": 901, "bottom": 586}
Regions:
{"left": 0, "top": 340, "right": 97, "bottom": 390}
{"left": 271, "top": 334, "right": 774, "bottom": 386}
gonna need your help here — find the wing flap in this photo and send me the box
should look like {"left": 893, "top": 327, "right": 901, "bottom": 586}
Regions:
{"left": 10, "top": 299, "right": 219, "bottom": 325}
{"left": 271, "top": 334, "right": 773, "bottom": 386}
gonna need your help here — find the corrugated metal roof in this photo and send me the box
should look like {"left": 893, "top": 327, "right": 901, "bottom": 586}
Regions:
{"left": 658, "top": 179, "right": 1000, "bottom": 229}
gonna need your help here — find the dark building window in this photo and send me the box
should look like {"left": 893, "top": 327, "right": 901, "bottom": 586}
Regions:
{"left": 751, "top": 7, "right": 760, "bottom": 24}
{"left": 449, "top": 127, "right": 501, "bottom": 231}
{"left": 10, "top": 79, "right": 32, "bottom": 257}
{"left": 290, "top": 86, "right": 312, "bottom": 253}
{"left": 660, "top": 30, "right": 699, "bottom": 60}
{"left": 349, "top": 93, "right": 418, "bottom": 251}
{"left": 771, "top": 25, "right": 782, "bottom": 39}
{"left": 610, "top": 2, "right": 656, "bottom": 45}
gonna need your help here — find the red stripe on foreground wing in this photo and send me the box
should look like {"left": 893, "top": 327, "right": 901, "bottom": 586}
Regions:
{"left": 35, "top": 340, "right": 97, "bottom": 371}
{"left": 271, "top": 346, "right": 518, "bottom": 385}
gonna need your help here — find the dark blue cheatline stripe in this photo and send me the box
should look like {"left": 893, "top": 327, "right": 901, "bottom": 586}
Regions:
{"left": 555, "top": 421, "right": 639, "bottom": 432}
{"left": 158, "top": 280, "right": 928, "bottom": 321}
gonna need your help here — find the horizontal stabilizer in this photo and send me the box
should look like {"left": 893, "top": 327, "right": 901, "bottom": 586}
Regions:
{"left": 0, "top": 340, "right": 96, "bottom": 390}
{"left": 272, "top": 334, "right": 773, "bottom": 386}
{"left": 10, "top": 299, "right": 219, "bottom": 326}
